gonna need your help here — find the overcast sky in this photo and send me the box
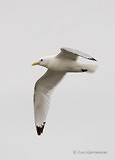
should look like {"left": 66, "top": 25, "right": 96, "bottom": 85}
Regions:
{"left": 0, "top": 0, "right": 115, "bottom": 159}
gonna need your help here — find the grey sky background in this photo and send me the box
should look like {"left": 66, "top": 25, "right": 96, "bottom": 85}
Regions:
{"left": 0, "top": 0, "right": 115, "bottom": 159}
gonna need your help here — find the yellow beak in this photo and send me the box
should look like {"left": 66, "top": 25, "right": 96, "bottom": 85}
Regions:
{"left": 32, "top": 62, "right": 39, "bottom": 66}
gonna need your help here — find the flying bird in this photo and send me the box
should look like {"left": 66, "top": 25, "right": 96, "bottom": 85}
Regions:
{"left": 32, "top": 47, "right": 97, "bottom": 135}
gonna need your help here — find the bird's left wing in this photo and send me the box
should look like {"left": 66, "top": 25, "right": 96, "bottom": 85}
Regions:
{"left": 56, "top": 48, "right": 97, "bottom": 61}
{"left": 34, "top": 70, "right": 65, "bottom": 135}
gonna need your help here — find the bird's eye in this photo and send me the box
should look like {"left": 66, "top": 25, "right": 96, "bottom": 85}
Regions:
{"left": 41, "top": 59, "right": 43, "bottom": 61}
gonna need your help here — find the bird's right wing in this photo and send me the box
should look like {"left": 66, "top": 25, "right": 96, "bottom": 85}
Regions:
{"left": 56, "top": 48, "right": 97, "bottom": 61}
{"left": 34, "top": 69, "right": 65, "bottom": 135}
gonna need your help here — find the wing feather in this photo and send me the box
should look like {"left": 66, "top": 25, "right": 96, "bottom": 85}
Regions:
{"left": 34, "top": 70, "right": 65, "bottom": 135}
{"left": 56, "top": 48, "right": 97, "bottom": 61}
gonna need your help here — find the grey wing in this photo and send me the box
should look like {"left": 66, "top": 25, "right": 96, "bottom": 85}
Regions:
{"left": 34, "top": 69, "right": 65, "bottom": 135}
{"left": 56, "top": 47, "right": 97, "bottom": 61}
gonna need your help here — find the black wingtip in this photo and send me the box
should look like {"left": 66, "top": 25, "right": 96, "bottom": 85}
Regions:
{"left": 36, "top": 122, "right": 46, "bottom": 136}
{"left": 88, "top": 57, "right": 97, "bottom": 61}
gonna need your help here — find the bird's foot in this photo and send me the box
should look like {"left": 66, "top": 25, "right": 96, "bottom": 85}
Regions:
{"left": 81, "top": 69, "right": 88, "bottom": 72}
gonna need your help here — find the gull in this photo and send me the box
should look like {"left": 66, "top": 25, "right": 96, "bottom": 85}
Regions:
{"left": 32, "top": 47, "right": 97, "bottom": 135}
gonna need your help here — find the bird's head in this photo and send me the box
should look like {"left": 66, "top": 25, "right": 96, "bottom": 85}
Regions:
{"left": 32, "top": 57, "right": 49, "bottom": 68}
